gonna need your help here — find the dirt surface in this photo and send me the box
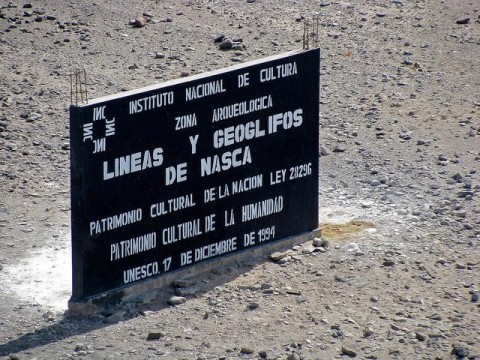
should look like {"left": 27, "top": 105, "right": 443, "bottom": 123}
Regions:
{"left": 1, "top": 0, "right": 480, "bottom": 359}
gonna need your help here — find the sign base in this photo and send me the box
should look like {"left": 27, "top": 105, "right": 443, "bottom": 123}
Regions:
{"left": 67, "top": 228, "right": 320, "bottom": 317}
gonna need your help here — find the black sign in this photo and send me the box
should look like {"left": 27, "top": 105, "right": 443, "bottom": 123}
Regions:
{"left": 70, "top": 48, "right": 320, "bottom": 300}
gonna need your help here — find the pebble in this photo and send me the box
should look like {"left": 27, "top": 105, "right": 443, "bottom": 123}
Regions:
{"left": 345, "top": 242, "right": 360, "bottom": 253}
{"left": 312, "top": 237, "right": 329, "bottom": 247}
{"left": 456, "top": 17, "right": 470, "bottom": 25}
{"left": 383, "top": 259, "right": 395, "bottom": 266}
{"left": 104, "top": 310, "right": 125, "bottom": 324}
{"left": 341, "top": 346, "right": 357, "bottom": 357}
{"left": 451, "top": 343, "right": 470, "bottom": 358}
{"left": 240, "top": 347, "right": 254, "bottom": 354}
{"left": 134, "top": 17, "right": 147, "bottom": 28}
{"left": 27, "top": 113, "right": 42, "bottom": 122}
{"left": 168, "top": 296, "right": 186, "bottom": 305}
{"left": 146, "top": 332, "right": 165, "bottom": 340}
{"left": 471, "top": 292, "right": 479, "bottom": 303}
{"left": 219, "top": 38, "right": 233, "bottom": 50}
{"left": 415, "top": 332, "right": 426, "bottom": 341}
{"left": 270, "top": 251, "right": 289, "bottom": 262}
{"left": 333, "top": 144, "right": 347, "bottom": 152}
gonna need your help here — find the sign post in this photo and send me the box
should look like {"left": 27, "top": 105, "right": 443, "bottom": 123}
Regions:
{"left": 70, "top": 48, "right": 320, "bottom": 301}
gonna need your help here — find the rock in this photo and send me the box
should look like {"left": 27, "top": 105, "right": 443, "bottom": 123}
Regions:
{"left": 370, "top": 179, "right": 381, "bottom": 186}
{"left": 452, "top": 173, "right": 463, "bottom": 183}
{"left": 240, "top": 347, "right": 255, "bottom": 354}
{"left": 247, "top": 302, "right": 259, "bottom": 310}
{"left": 214, "top": 34, "right": 225, "bottom": 43}
{"left": 471, "top": 292, "right": 479, "bottom": 303}
{"left": 270, "top": 251, "right": 289, "bottom": 262}
{"left": 74, "top": 344, "right": 88, "bottom": 352}
{"left": 134, "top": 17, "right": 147, "bottom": 28}
{"left": 415, "top": 332, "right": 426, "bottom": 341}
{"left": 8, "top": 355, "right": 19, "bottom": 360}
{"left": 175, "top": 285, "right": 199, "bottom": 296}
{"left": 146, "top": 332, "right": 165, "bottom": 340}
{"left": 104, "top": 310, "right": 125, "bottom": 324}
{"left": 341, "top": 346, "right": 357, "bottom": 357}
{"left": 258, "top": 350, "right": 268, "bottom": 358}
{"left": 363, "top": 327, "right": 374, "bottom": 337}
{"left": 451, "top": 343, "right": 469, "bottom": 358}
{"left": 23, "top": 3, "right": 33, "bottom": 8}
{"left": 333, "top": 144, "right": 347, "bottom": 152}
{"left": 345, "top": 242, "right": 360, "bottom": 253}
{"left": 219, "top": 38, "right": 233, "bottom": 50}
{"left": 287, "top": 353, "right": 301, "bottom": 360}
{"left": 168, "top": 296, "right": 186, "bottom": 305}
{"left": 456, "top": 17, "right": 470, "bottom": 25}
{"left": 383, "top": 259, "right": 395, "bottom": 266}
{"left": 313, "top": 237, "right": 329, "bottom": 247}
{"left": 320, "top": 145, "right": 329, "bottom": 156}
{"left": 155, "top": 52, "right": 165, "bottom": 59}
{"left": 27, "top": 113, "right": 42, "bottom": 122}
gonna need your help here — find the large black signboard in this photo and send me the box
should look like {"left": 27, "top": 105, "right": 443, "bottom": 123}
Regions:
{"left": 70, "top": 48, "right": 320, "bottom": 300}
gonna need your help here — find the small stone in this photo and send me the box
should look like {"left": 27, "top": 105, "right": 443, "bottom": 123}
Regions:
{"left": 452, "top": 173, "right": 463, "bottom": 183}
{"left": 174, "top": 284, "right": 199, "bottom": 296}
{"left": 383, "top": 259, "right": 395, "bottom": 266}
{"left": 363, "top": 327, "right": 374, "bottom": 337}
{"left": 451, "top": 343, "right": 469, "bottom": 358}
{"left": 146, "top": 332, "right": 164, "bottom": 340}
{"left": 258, "top": 350, "right": 268, "bottom": 358}
{"left": 320, "top": 145, "right": 329, "bottom": 156}
{"left": 333, "top": 144, "right": 347, "bottom": 152}
{"left": 168, "top": 296, "right": 186, "bottom": 305}
{"left": 456, "top": 16, "right": 470, "bottom": 25}
{"left": 415, "top": 332, "right": 426, "bottom": 341}
{"left": 23, "top": 3, "right": 33, "bottom": 8}
{"left": 214, "top": 34, "right": 225, "bottom": 43}
{"left": 155, "top": 52, "right": 165, "bottom": 59}
{"left": 456, "top": 263, "right": 466, "bottom": 270}
{"left": 240, "top": 347, "right": 255, "bottom": 354}
{"left": 219, "top": 38, "right": 233, "bottom": 50}
{"left": 270, "top": 251, "right": 289, "bottom": 262}
{"left": 74, "top": 344, "right": 88, "bottom": 352}
{"left": 370, "top": 179, "right": 381, "bottom": 186}
{"left": 27, "top": 113, "right": 42, "bottom": 122}
{"left": 345, "top": 242, "right": 360, "bottom": 253}
{"left": 8, "top": 355, "right": 20, "bottom": 360}
{"left": 471, "top": 292, "right": 479, "bottom": 303}
{"left": 341, "top": 346, "right": 357, "bottom": 357}
{"left": 134, "top": 17, "right": 147, "bottom": 28}
{"left": 104, "top": 310, "right": 125, "bottom": 324}
{"left": 247, "top": 302, "right": 259, "bottom": 310}
{"left": 313, "top": 237, "right": 329, "bottom": 247}
{"left": 287, "top": 353, "right": 301, "bottom": 360}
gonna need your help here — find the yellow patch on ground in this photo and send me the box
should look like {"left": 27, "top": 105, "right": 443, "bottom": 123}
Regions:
{"left": 319, "top": 221, "right": 376, "bottom": 241}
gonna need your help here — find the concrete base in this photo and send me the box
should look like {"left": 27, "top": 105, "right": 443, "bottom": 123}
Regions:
{"left": 67, "top": 229, "right": 321, "bottom": 317}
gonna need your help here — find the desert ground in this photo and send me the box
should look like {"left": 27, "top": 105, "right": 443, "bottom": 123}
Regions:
{"left": 0, "top": 0, "right": 479, "bottom": 359}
